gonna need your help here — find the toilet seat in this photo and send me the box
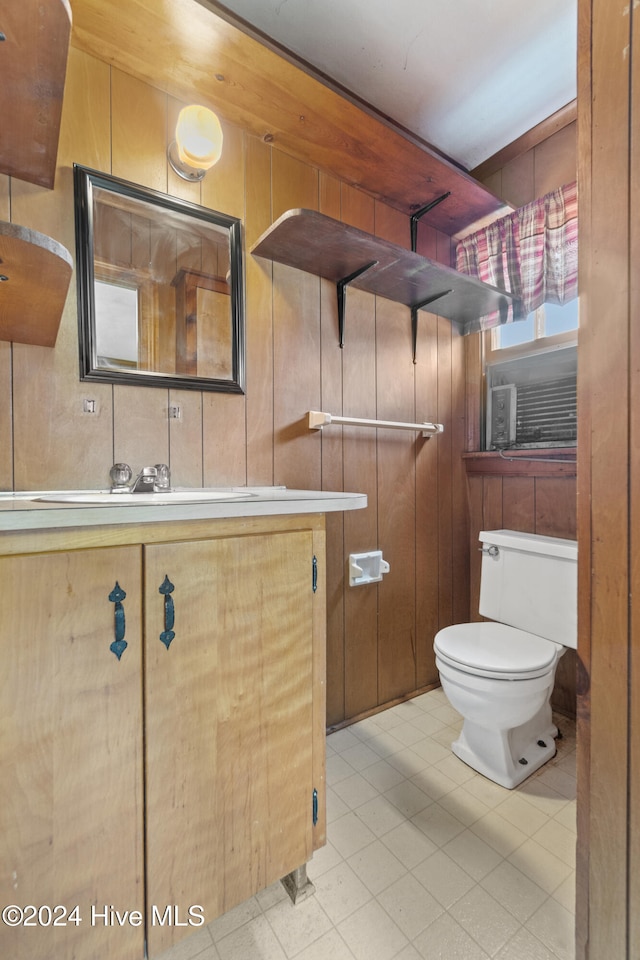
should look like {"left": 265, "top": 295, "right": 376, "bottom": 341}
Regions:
{"left": 434, "top": 622, "right": 563, "bottom": 681}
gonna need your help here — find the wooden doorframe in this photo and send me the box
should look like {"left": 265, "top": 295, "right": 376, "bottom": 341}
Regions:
{"left": 576, "top": 0, "right": 639, "bottom": 956}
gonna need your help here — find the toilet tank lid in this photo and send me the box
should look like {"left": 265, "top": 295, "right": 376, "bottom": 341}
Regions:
{"left": 480, "top": 529, "right": 577, "bottom": 561}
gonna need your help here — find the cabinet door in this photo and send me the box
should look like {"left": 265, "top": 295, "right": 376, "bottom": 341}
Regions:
{"left": 0, "top": 547, "right": 144, "bottom": 960}
{"left": 144, "top": 530, "right": 315, "bottom": 955}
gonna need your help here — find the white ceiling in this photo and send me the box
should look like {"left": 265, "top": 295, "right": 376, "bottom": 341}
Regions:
{"left": 215, "top": 0, "right": 577, "bottom": 171}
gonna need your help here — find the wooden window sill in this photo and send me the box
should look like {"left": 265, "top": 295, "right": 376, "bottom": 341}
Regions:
{"left": 463, "top": 449, "right": 577, "bottom": 478}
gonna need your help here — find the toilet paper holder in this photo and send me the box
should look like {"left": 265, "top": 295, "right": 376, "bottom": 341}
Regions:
{"left": 349, "top": 550, "right": 390, "bottom": 586}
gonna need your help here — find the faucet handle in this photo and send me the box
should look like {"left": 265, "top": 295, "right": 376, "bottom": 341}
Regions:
{"left": 154, "top": 463, "right": 171, "bottom": 491}
{"left": 110, "top": 463, "right": 133, "bottom": 489}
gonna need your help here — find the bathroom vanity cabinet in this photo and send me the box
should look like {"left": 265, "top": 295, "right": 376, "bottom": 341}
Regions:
{"left": 0, "top": 512, "right": 328, "bottom": 960}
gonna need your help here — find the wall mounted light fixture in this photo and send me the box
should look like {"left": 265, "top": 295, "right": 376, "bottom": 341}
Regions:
{"left": 167, "top": 105, "right": 224, "bottom": 181}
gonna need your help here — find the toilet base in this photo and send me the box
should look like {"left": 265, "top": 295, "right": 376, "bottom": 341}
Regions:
{"left": 451, "top": 707, "right": 558, "bottom": 789}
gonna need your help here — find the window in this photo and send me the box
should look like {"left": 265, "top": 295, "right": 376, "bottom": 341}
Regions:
{"left": 484, "top": 300, "right": 578, "bottom": 450}
{"left": 491, "top": 297, "right": 579, "bottom": 353}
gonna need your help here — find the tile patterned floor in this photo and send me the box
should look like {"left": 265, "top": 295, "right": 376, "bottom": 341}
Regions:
{"left": 156, "top": 688, "right": 576, "bottom": 960}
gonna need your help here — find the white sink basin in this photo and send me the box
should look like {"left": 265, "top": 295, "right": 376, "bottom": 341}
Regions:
{"left": 35, "top": 490, "right": 258, "bottom": 505}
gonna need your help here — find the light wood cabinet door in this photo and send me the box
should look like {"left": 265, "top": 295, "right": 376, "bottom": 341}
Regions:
{"left": 144, "top": 530, "right": 316, "bottom": 956}
{"left": 0, "top": 546, "right": 144, "bottom": 960}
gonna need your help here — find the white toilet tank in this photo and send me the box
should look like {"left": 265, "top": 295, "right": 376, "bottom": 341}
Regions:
{"left": 479, "top": 529, "right": 577, "bottom": 648}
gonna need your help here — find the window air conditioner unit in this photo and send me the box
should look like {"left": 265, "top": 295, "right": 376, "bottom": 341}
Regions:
{"left": 486, "top": 344, "right": 577, "bottom": 450}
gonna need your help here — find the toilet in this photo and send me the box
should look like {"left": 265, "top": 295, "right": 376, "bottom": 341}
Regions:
{"left": 434, "top": 529, "right": 577, "bottom": 789}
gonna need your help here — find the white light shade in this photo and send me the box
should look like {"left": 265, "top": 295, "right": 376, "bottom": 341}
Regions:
{"left": 175, "top": 105, "right": 223, "bottom": 171}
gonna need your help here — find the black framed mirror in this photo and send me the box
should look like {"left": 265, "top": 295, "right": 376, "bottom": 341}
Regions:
{"left": 74, "top": 164, "right": 245, "bottom": 393}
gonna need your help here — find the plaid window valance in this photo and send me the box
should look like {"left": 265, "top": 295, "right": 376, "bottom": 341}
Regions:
{"left": 455, "top": 180, "right": 578, "bottom": 331}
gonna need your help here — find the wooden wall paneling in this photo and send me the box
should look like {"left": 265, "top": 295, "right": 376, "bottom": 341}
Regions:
{"left": 467, "top": 475, "right": 484, "bottom": 620}
{"left": 442, "top": 226, "right": 469, "bottom": 628}
{"left": 244, "top": 135, "right": 274, "bottom": 485}
{"left": 341, "top": 182, "right": 375, "bottom": 233}
{"left": 0, "top": 343, "right": 12, "bottom": 489}
{"left": 502, "top": 476, "right": 535, "bottom": 531}
{"left": 482, "top": 476, "right": 504, "bottom": 530}
{"left": 464, "top": 332, "right": 483, "bottom": 452}
{"left": 202, "top": 118, "right": 247, "bottom": 487}
{"left": 0, "top": 175, "right": 9, "bottom": 485}
{"left": 575, "top": 0, "right": 592, "bottom": 943}
{"left": 271, "top": 151, "right": 321, "bottom": 489}
{"left": 533, "top": 123, "right": 577, "bottom": 199}
{"left": 113, "top": 385, "right": 170, "bottom": 468}
{"left": 500, "top": 151, "right": 536, "bottom": 209}
{"left": 534, "top": 477, "right": 577, "bottom": 538}
{"left": 111, "top": 68, "right": 167, "bottom": 192}
{"left": 342, "top": 286, "right": 379, "bottom": 720}
{"left": 203, "top": 392, "right": 247, "bottom": 485}
{"left": 414, "top": 223, "right": 440, "bottom": 686}
{"left": 415, "top": 328, "right": 440, "bottom": 688}
{"left": 375, "top": 202, "right": 424, "bottom": 703}
{"left": 11, "top": 48, "right": 114, "bottom": 490}
{"left": 319, "top": 172, "right": 346, "bottom": 726}
{"left": 339, "top": 188, "right": 380, "bottom": 720}
{"left": 271, "top": 259, "right": 321, "bottom": 488}
{"left": 436, "top": 316, "right": 454, "bottom": 630}
{"left": 271, "top": 151, "right": 319, "bottom": 225}
{"left": 169, "top": 389, "right": 204, "bottom": 487}
{"left": 630, "top": 5, "right": 640, "bottom": 953}
{"left": 376, "top": 296, "right": 417, "bottom": 704}
{"left": 580, "top": 0, "right": 631, "bottom": 954}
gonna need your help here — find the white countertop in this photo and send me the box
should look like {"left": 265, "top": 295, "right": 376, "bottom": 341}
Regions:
{"left": 0, "top": 487, "right": 367, "bottom": 532}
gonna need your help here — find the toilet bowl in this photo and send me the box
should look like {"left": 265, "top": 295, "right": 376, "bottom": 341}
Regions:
{"left": 434, "top": 530, "right": 577, "bottom": 789}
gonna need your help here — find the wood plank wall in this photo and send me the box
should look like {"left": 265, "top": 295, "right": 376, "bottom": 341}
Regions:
{"left": 577, "top": 0, "right": 640, "bottom": 956}
{"left": 467, "top": 120, "right": 578, "bottom": 719}
{"left": 1, "top": 46, "right": 468, "bottom": 728}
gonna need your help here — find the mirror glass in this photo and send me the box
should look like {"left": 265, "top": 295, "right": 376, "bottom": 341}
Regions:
{"left": 74, "top": 164, "right": 245, "bottom": 392}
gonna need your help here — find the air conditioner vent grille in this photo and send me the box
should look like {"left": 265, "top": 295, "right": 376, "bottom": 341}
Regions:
{"left": 516, "top": 376, "right": 577, "bottom": 446}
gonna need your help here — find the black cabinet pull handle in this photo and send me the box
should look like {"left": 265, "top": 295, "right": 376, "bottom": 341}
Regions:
{"left": 108, "top": 581, "right": 127, "bottom": 660}
{"left": 159, "top": 575, "right": 175, "bottom": 649}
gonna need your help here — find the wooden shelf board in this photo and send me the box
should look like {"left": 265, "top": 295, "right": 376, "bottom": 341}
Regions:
{"left": 251, "top": 209, "right": 519, "bottom": 334}
{"left": 0, "top": 222, "right": 73, "bottom": 347}
{"left": 0, "top": 0, "right": 72, "bottom": 188}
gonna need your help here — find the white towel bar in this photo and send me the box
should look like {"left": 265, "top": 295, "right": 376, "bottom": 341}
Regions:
{"left": 308, "top": 411, "right": 444, "bottom": 438}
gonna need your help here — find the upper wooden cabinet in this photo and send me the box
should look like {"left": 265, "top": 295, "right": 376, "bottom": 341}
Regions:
{"left": 0, "top": 0, "right": 72, "bottom": 188}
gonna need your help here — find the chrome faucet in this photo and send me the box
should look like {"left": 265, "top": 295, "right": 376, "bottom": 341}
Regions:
{"left": 109, "top": 463, "right": 171, "bottom": 494}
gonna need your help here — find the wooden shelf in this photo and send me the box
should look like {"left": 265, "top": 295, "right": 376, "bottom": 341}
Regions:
{"left": 0, "top": 0, "right": 72, "bottom": 188}
{"left": 0, "top": 222, "right": 73, "bottom": 347}
{"left": 251, "top": 209, "right": 520, "bottom": 337}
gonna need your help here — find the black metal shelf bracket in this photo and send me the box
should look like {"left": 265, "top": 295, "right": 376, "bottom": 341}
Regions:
{"left": 336, "top": 260, "right": 378, "bottom": 347}
{"left": 410, "top": 192, "right": 451, "bottom": 252}
{"left": 411, "top": 291, "right": 453, "bottom": 363}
